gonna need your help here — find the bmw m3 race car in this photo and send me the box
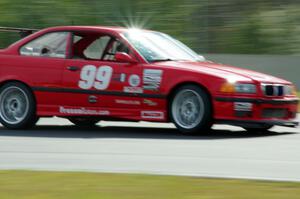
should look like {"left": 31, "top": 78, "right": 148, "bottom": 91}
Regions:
{"left": 0, "top": 26, "right": 298, "bottom": 134}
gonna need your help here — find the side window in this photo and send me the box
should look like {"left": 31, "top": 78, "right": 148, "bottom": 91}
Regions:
{"left": 20, "top": 32, "right": 69, "bottom": 58}
{"left": 71, "top": 33, "right": 130, "bottom": 61}
{"left": 83, "top": 36, "right": 110, "bottom": 59}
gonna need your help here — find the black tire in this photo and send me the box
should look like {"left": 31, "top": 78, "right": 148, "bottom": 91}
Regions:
{"left": 170, "top": 84, "right": 213, "bottom": 135}
{"left": 0, "top": 82, "right": 38, "bottom": 129}
{"left": 68, "top": 117, "right": 100, "bottom": 127}
{"left": 244, "top": 125, "right": 273, "bottom": 132}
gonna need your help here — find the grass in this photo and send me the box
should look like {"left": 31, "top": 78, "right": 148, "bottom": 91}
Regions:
{"left": 0, "top": 171, "right": 300, "bottom": 199}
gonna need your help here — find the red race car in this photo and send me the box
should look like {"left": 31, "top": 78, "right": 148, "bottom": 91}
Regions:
{"left": 0, "top": 26, "right": 298, "bottom": 134}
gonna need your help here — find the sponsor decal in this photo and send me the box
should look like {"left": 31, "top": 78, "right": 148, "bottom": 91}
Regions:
{"left": 120, "top": 73, "right": 126, "bottom": 82}
{"left": 112, "top": 73, "right": 126, "bottom": 82}
{"left": 129, "top": 74, "right": 141, "bottom": 87}
{"left": 234, "top": 102, "right": 253, "bottom": 111}
{"left": 141, "top": 111, "right": 164, "bottom": 119}
{"left": 143, "top": 69, "right": 163, "bottom": 91}
{"left": 59, "top": 106, "right": 110, "bottom": 115}
{"left": 115, "top": 99, "right": 141, "bottom": 105}
{"left": 88, "top": 95, "right": 98, "bottom": 103}
{"left": 143, "top": 99, "right": 158, "bottom": 106}
{"left": 123, "top": 86, "right": 143, "bottom": 93}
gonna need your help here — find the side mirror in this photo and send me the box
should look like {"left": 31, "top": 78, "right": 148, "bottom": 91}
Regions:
{"left": 41, "top": 47, "right": 51, "bottom": 55}
{"left": 198, "top": 55, "right": 206, "bottom": 61}
{"left": 115, "top": 52, "right": 138, "bottom": 64}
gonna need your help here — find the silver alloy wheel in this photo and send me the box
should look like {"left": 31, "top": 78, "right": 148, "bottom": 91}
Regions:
{"left": 0, "top": 86, "right": 29, "bottom": 125}
{"left": 172, "top": 89, "right": 205, "bottom": 129}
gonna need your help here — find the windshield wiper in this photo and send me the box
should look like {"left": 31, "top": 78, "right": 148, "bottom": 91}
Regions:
{"left": 150, "top": 58, "right": 174, "bottom": 62}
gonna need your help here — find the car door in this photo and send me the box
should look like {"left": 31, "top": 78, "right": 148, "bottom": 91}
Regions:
{"left": 63, "top": 32, "right": 143, "bottom": 117}
{"left": 100, "top": 38, "right": 143, "bottom": 115}
{"left": 16, "top": 31, "right": 70, "bottom": 115}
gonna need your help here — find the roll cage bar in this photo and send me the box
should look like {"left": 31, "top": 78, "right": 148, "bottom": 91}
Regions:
{"left": 0, "top": 27, "right": 39, "bottom": 38}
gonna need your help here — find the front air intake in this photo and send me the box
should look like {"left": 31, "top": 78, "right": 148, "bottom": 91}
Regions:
{"left": 261, "top": 84, "right": 285, "bottom": 97}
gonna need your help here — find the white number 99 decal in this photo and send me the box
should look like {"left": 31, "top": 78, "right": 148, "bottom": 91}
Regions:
{"left": 78, "top": 65, "right": 113, "bottom": 90}
{"left": 94, "top": 66, "right": 113, "bottom": 90}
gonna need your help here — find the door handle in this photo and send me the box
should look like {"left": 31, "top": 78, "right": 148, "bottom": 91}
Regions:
{"left": 67, "top": 66, "right": 80, "bottom": 71}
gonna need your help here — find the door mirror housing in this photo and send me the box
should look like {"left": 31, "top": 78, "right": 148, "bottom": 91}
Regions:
{"left": 115, "top": 52, "right": 138, "bottom": 63}
{"left": 198, "top": 55, "right": 206, "bottom": 61}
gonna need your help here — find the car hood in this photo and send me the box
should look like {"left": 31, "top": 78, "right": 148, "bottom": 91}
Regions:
{"left": 159, "top": 61, "right": 290, "bottom": 84}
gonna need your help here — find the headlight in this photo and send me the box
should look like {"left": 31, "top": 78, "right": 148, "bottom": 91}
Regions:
{"left": 285, "top": 85, "right": 297, "bottom": 96}
{"left": 235, "top": 83, "right": 256, "bottom": 94}
{"left": 220, "top": 83, "right": 256, "bottom": 94}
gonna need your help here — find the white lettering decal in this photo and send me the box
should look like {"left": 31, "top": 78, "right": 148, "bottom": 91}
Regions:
{"left": 60, "top": 106, "right": 110, "bottom": 116}
{"left": 123, "top": 86, "right": 143, "bottom": 93}
{"left": 115, "top": 99, "right": 141, "bottom": 105}
{"left": 141, "top": 111, "right": 164, "bottom": 119}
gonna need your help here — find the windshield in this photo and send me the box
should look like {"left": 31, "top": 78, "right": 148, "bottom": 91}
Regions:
{"left": 123, "top": 29, "right": 205, "bottom": 62}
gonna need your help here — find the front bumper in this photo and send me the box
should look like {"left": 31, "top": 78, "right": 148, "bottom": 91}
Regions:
{"left": 216, "top": 119, "right": 298, "bottom": 128}
{"left": 214, "top": 96, "right": 299, "bottom": 128}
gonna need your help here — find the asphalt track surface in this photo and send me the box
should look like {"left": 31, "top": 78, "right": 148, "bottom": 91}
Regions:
{"left": 0, "top": 115, "right": 299, "bottom": 182}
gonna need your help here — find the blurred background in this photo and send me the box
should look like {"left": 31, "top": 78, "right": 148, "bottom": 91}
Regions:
{"left": 1, "top": 0, "right": 300, "bottom": 54}
{"left": 0, "top": 0, "right": 299, "bottom": 86}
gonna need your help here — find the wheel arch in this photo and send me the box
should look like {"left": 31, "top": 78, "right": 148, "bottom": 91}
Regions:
{"left": 166, "top": 81, "right": 214, "bottom": 121}
{"left": 0, "top": 79, "right": 37, "bottom": 103}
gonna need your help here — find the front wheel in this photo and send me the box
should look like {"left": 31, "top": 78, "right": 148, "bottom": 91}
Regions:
{"left": 170, "top": 85, "right": 213, "bottom": 135}
{"left": 0, "top": 82, "right": 38, "bottom": 129}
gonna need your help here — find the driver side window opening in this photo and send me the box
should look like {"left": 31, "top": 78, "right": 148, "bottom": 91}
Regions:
{"left": 71, "top": 31, "right": 130, "bottom": 61}
{"left": 20, "top": 32, "right": 70, "bottom": 58}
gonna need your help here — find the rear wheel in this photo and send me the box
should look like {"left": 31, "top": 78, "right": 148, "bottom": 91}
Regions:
{"left": 0, "top": 82, "right": 38, "bottom": 129}
{"left": 170, "top": 85, "right": 212, "bottom": 135}
{"left": 68, "top": 117, "right": 100, "bottom": 127}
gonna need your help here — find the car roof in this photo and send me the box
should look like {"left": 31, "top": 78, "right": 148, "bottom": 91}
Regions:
{"left": 41, "top": 26, "right": 139, "bottom": 34}
{"left": 2, "top": 25, "right": 152, "bottom": 61}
